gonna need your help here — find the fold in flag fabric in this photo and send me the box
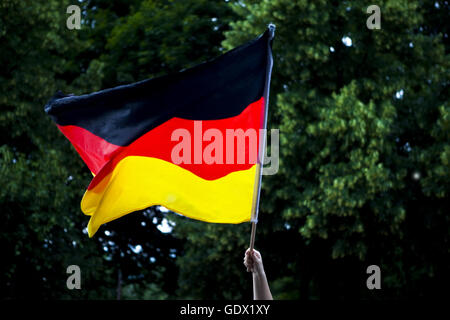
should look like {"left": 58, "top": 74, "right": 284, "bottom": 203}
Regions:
{"left": 45, "top": 28, "right": 274, "bottom": 237}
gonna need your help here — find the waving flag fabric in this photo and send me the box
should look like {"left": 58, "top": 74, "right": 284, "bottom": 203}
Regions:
{"left": 45, "top": 29, "right": 273, "bottom": 237}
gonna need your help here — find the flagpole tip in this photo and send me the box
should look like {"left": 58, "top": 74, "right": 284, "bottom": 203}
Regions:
{"left": 267, "top": 23, "right": 276, "bottom": 39}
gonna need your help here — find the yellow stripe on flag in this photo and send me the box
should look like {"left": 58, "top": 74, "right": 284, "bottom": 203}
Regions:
{"left": 81, "top": 156, "right": 257, "bottom": 237}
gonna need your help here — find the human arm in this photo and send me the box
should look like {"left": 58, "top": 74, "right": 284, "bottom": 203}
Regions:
{"left": 243, "top": 248, "right": 273, "bottom": 300}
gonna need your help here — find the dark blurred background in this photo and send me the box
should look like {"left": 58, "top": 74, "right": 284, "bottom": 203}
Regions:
{"left": 0, "top": 0, "right": 448, "bottom": 299}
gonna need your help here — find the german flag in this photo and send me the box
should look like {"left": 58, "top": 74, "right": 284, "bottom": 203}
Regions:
{"left": 45, "top": 28, "right": 274, "bottom": 237}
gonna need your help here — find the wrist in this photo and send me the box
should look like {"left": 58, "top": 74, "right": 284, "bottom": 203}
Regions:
{"left": 252, "top": 269, "right": 266, "bottom": 278}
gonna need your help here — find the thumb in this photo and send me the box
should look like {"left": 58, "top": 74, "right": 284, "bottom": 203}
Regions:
{"left": 252, "top": 249, "right": 262, "bottom": 262}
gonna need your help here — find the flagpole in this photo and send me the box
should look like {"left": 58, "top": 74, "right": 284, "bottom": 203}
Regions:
{"left": 249, "top": 23, "right": 275, "bottom": 251}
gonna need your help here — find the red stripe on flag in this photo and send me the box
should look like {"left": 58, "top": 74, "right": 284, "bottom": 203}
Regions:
{"left": 57, "top": 124, "right": 124, "bottom": 175}
{"left": 58, "top": 97, "right": 264, "bottom": 189}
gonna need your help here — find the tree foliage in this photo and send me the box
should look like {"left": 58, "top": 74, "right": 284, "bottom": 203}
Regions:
{"left": 217, "top": 0, "right": 449, "bottom": 298}
{"left": 1, "top": 0, "right": 448, "bottom": 299}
